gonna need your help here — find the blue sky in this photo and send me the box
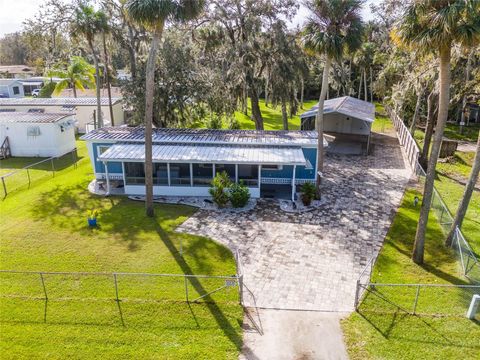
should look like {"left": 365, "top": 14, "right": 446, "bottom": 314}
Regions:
{"left": 0, "top": 0, "right": 378, "bottom": 38}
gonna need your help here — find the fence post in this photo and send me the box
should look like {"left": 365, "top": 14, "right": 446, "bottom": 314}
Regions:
{"left": 184, "top": 276, "right": 189, "bottom": 303}
{"left": 39, "top": 273, "right": 47, "bottom": 300}
{"left": 51, "top": 158, "right": 55, "bottom": 177}
{"left": 354, "top": 280, "right": 361, "bottom": 310}
{"left": 412, "top": 285, "right": 420, "bottom": 314}
{"left": 1, "top": 177, "right": 6, "bottom": 198}
{"left": 27, "top": 168, "right": 31, "bottom": 188}
{"left": 238, "top": 274, "right": 244, "bottom": 305}
{"left": 113, "top": 273, "right": 119, "bottom": 302}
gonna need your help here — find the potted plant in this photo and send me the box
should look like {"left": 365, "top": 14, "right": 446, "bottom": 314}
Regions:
{"left": 300, "top": 182, "right": 316, "bottom": 206}
{"left": 87, "top": 209, "right": 99, "bottom": 227}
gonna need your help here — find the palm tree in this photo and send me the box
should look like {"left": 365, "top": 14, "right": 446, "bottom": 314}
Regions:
{"left": 126, "top": 0, "right": 205, "bottom": 217}
{"left": 303, "top": 0, "right": 364, "bottom": 196}
{"left": 47, "top": 56, "right": 96, "bottom": 98}
{"left": 394, "top": 0, "right": 480, "bottom": 264}
{"left": 72, "top": 4, "right": 108, "bottom": 128}
{"left": 446, "top": 130, "right": 480, "bottom": 246}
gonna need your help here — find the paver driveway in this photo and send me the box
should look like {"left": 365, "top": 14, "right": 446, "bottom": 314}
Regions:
{"left": 178, "top": 135, "right": 411, "bottom": 311}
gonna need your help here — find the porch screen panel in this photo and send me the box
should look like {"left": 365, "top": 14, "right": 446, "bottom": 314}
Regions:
{"left": 192, "top": 164, "right": 213, "bottom": 186}
{"left": 215, "top": 164, "right": 235, "bottom": 181}
{"left": 153, "top": 163, "right": 168, "bottom": 185}
{"left": 238, "top": 164, "right": 258, "bottom": 186}
{"left": 125, "top": 162, "right": 145, "bottom": 185}
{"left": 170, "top": 163, "right": 191, "bottom": 186}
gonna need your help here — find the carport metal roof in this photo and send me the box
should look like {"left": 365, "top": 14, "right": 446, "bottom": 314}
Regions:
{"left": 300, "top": 96, "right": 375, "bottom": 123}
{"left": 98, "top": 143, "right": 307, "bottom": 165}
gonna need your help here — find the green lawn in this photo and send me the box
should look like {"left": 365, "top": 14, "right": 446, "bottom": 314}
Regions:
{"left": 444, "top": 123, "right": 480, "bottom": 142}
{"left": 232, "top": 98, "right": 318, "bottom": 130}
{"left": 372, "top": 103, "right": 394, "bottom": 133}
{"left": 0, "top": 140, "right": 243, "bottom": 359}
{"left": 342, "top": 189, "right": 480, "bottom": 360}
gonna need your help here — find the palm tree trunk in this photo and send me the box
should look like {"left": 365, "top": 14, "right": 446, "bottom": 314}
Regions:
{"left": 412, "top": 46, "right": 451, "bottom": 265}
{"left": 348, "top": 59, "right": 353, "bottom": 96}
{"left": 357, "top": 71, "right": 362, "bottom": 99}
{"left": 281, "top": 98, "right": 288, "bottom": 130}
{"left": 459, "top": 50, "right": 473, "bottom": 134}
{"left": 409, "top": 86, "right": 424, "bottom": 134}
{"left": 144, "top": 24, "right": 163, "bottom": 217}
{"left": 369, "top": 66, "right": 373, "bottom": 102}
{"left": 363, "top": 68, "right": 367, "bottom": 102}
{"left": 73, "top": 84, "right": 77, "bottom": 98}
{"left": 315, "top": 55, "right": 331, "bottom": 198}
{"left": 300, "top": 77, "right": 304, "bottom": 109}
{"left": 88, "top": 39, "right": 103, "bottom": 129}
{"left": 102, "top": 31, "right": 115, "bottom": 126}
{"left": 419, "top": 89, "right": 438, "bottom": 169}
{"left": 445, "top": 130, "right": 480, "bottom": 246}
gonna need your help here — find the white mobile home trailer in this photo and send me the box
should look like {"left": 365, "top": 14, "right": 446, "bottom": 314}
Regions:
{"left": 0, "top": 112, "right": 76, "bottom": 157}
{"left": 0, "top": 79, "right": 24, "bottom": 98}
{"left": 0, "top": 97, "right": 124, "bottom": 133}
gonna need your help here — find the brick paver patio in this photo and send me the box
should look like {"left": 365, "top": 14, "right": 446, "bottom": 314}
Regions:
{"left": 178, "top": 135, "right": 411, "bottom": 311}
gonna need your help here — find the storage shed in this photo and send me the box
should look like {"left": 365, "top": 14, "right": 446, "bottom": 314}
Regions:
{"left": 0, "top": 112, "right": 76, "bottom": 157}
{"left": 0, "top": 97, "right": 124, "bottom": 133}
{"left": 82, "top": 127, "right": 328, "bottom": 200}
{"left": 0, "top": 79, "right": 24, "bottom": 98}
{"left": 300, "top": 96, "right": 375, "bottom": 153}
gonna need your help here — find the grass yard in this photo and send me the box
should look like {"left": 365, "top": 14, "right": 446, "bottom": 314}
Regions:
{"left": 232, "top": 98, "right": 318, "bottom": 130}
{"left": 0, "top": 140, "right": 243, "bottom": 359}
{"left": 444, "top": 123, "right": 480, "bottom": 142}
{"left": 372, "top": 103, "right": 394, "bottom": 133}
{"left": 342, "top": 189, "right": 480, "bottom": 360}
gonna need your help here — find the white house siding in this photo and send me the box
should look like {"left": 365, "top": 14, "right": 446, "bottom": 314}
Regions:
{"left": 0, "top": 118, "right": 76, "bottom": 157}
{"left": 0, "top": 81, "right": 24, "bottom": 98}
{"left": 124, "top": 184, "right": 261, "bottom": 198}
{"left": 323, "top": 113, "right": 371, "bottom": 136}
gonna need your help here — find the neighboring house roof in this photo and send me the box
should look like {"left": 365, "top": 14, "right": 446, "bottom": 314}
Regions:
{"left": 81, "top": 127, "right": 324, "bottom": 147}
{"left": 98, "top": 143, "right": 307, "bottom": 165}
{"left": 58, "top": 87, "right": 123, "bottom": 98}
{"left": 300, "top": 96, "right": 375, "bottom": 123}
{"left": 0, "top": 79, "right": 23, "bottom": 86}
{"left": 0, "top": 97, "right": 122, "bottom": 106}
{"left": 0, "top": 112, "right": 72, "bottom": 124}
{"left": 0, "top": 65, "right": 35, "bottom": 75}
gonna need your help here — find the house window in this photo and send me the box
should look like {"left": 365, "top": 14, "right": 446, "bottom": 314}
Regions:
{"left": 13, "top": 86, "right": 20, "bottom": 95}
{"left": 153, "top": 163, "right": 168, "bottom": 185}
{"left": 97, "top": 145, "right": 110, "bottom": 155}
{"left": 124, "top": 162, "right": 145, "bottom": 185}
{"left": 192, "top": 163, "right": 213, "bottom": 186}
{"left": 238, "top": 165, "right": 259, "bottom": 187}
{"left": 262, "top": 165, "right": 283, "bottom": 171}
{"left": 305, "top": 159, "right": 313, "bottom": 170}
{"left": 170, "top": 163, "right": 191, "bottom": 186}
{"left": 28, "top": 108, "right": 45, "bottom": 113}
{"left": 215, "top": 164, "right": 236, "bottom": 182}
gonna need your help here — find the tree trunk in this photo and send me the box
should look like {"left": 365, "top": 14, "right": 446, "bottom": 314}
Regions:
{"left": 409, "top": 86, "right": 424, "bottom": 134}
{"left": 445, "top": 130, "right": 480, "bottom": 246}
{"left": 370, "top": 66, "right": 373, "bottom": 102}
{"left": 363, "top": 68, "right": 368, "bottom": 102}
{"left": 348, "top": 59, "right": 353, "bottom": 96}
{"left": 281, "top": 98, "right": 288, "bottom": 130}
{"left": 103, "top": 31, "right": 114, "bottom": 126}
{"left": 127, "top": 24, "right": 137, "bottom": 79}
{"left": 246, "top": 70, "right": 264, "bottom": 130}
{"left": 459, "top": 50, "right": 473, "bottom": 134}
{"left": 357, "top": 71, "right": 362, "bottom": 99}
{"left": 300, "top": 77, "right": 304, "bottom": 109}
{"left": 144, "top": 24, "right": 163, "bottom": 217}
{"left": 412, "top": 46, "right": 451, "bottom": 265}
{"left": 88, "top": 39, "right": 103, "bottom": 129}
{"left": 265, "top": 74, "right": 269, "bottom": 107}
{"left": 72, "top": 84, "right": 77, "bottom": 98}
{"left": 315, "top": 55, "right": 331, "bottom": 198}
{"left": 419, "top": 89, "right": 438, "bottom": 169}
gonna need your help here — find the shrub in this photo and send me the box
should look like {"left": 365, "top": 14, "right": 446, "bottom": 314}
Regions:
{"left": 207, "top": 113, "right": 223, "bottom": 129}
{"left": 228, "top": 117, "right": 241, "bottom": 130}
{"left": 209, "top": 171, "right": 231, "bottom": 207}
{"left": 300, "top": 182, "right": 316, "bottom": 206}
{"left": 229, "top": 181, "right": 250, "bottom": 208}
{"left": 39, "top": 81, "right": 56, "bottom": 98}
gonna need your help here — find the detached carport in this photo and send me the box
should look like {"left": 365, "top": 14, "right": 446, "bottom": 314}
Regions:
{"left": 300, "top": 96, "right": 375, "bottom": 154}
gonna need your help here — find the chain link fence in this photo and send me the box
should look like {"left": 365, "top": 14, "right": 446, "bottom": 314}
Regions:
{"left": 0, "top": 149, "right": 78, "bottom": 198}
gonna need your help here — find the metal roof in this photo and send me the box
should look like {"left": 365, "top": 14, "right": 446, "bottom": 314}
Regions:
{"left": 300, "top": 96, "right": 375, "bottom": 123}
{"left": 82, "top": 127, "right": 321, "bottom": 147}
{"left": 0, "top": 112, "right": 72, "bottom": 123}
{"left": 98, "top": 143, "right": 307, "bottom": 165}
{"left": 0, "top": 97, "right": 122, "bottom": 107}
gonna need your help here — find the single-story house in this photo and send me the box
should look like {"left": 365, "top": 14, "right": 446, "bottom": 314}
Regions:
{"left": 0, "top": 112, "right": 76, "bottom": 157}
{"left": 300, "top": 96, "right": 375, "bottom": 153}
{"left": 81, "top": 127, "right": 328, "bottom": 200}
{"left": 0, "top": 97, "right": 124, "bottom": 133}
{"left": 0, "top": 79, "right": 25, "bottom": 98}
{"left": 0, "top": 65, "right": 35, "bottom": 79}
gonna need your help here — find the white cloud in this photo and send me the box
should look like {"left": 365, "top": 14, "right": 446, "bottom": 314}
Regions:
{"left": 0, "top": 0, "right": 40, "bottom": 37}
